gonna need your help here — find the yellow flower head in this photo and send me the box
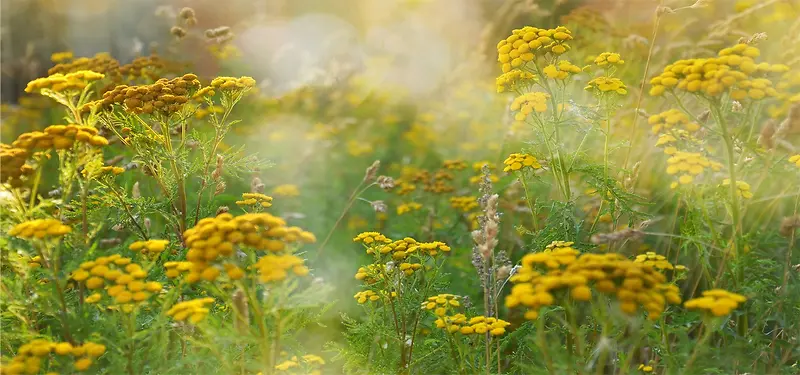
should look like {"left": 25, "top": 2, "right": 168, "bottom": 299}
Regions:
{"left": 272, "top": 184, "right": 300, "bottom": 197}
{"left": 9, "top": 219, "right": 72, "bottom": 239}
{"left": 510, "top": 92, "right": 550, "bottom": 120}
{"left": 543, "top": 60, "right": 582, "bottom": 80}
{"left": 585, "top": 76, "right": 627, "bottom": 95}
{"left": 236, "top": 193, "right": 274, "bottom": 208}
{"left": 594, "top": 52, "right": 624, "bottom": 66}
{"left": 495, "top": 69, "right": 536, "bottom": 93}
{"left": 665, "top": 151, "right": 723, "bottom": 188}
{"left": 684, "top": 289, "right": 747, "bottom": 316}
{"left": 166, "top": 297, "right": 214, "bottom": 324}
{"left": 503, "top": 153, "right": 542, "bottom": 172}
{"left": 496, "top": 26, "right": 573, "bottom": 72}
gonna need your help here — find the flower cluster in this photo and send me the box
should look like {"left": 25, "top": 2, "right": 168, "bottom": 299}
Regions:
{"left": 353, "top": 231, "right": 392, "bottom": 246}
{"left": 422, "top": 294, "right": 461, "bottom": 316}
{"left": 183, "top": 212, "right": 315, "bottom": 283}
{"left": 210, "top": 76, "right": 257, "bottom": 93}
{"left": 666, "top": 151, "right": 724, "bottom": 187}
{"left": 354, "top": 290, "right": 380, "bottom": 303}
{"left": 0, "top": 144, "right": 33, "bottom": 187}
{"left": 684, "top": 289, "right": 747, "bottom": 316}
{"left": 273, "top": 184, "right": 300, "bottom": 197}
{"left": 450, "top": 196, "right": 479, "bottom": 212}
{"left": 25, "top": 71, "right": 105, "bottom": 94}
{"left": 506, "top": 245, "right": 681, "bottom": 320}
{"left": 433, "top": 314, "right": 510, "bottom": 336}
{"left": 166, "top": 297, "right": 214, "bottom": 324}
{"left": 396, "top": 202, "right": 422, "bottom": 215}
{"left": 790, "top": 154, "right": 800, "bottom": 168}
{"left": 495, "top": 69, "right": 536, "bottom": 93}
{"left": 634, "top": 252, "right": 686, "bottom": 271}
{"left": 164, "top": 261, "right": 193, "bottom": 278}
{"left": 457, "top": 316, "right": 511, "bottom": 336}
{"left": 354, "top": 264, "right": 384, "bottom": 284}
{"left": 11, "top": 124, "right": 109, "bottom": 150}
{"left": 510, "top": 92, "right": 549, "bottom": 120}
{"left": 254, "top": 254, "right": 309, "bottom": 282}
{"left": 129, "top": 239, "right": 169, "bottom": 256}
{"left": 647, "top": 109, "right": 701, "bottom": 134}
{"left": 274, "top": 354, "right": 325, "bottom": 374}
{"left": 71, "top": 255, "right": 162, "bottom": 306}
{"left": 442, "top": 159, "right": 467, "bottom": 170}
{"left": 236, "top": 192, "right": 273, "bottom": 208}
{"left": 594, "top": 52, "right": 624, "bottom": 66}
{"left": 101, "top": 74, "right": 202, "bottom": 115}
{"left": 496, "top": 26, "right": 573, "bottom": 72}
{"left": 1, "top": 339, "right": 106, "bottom": 374}
{"left": 543, "top": 60, "right": 582, "bottom": 80}
{"left": 722, "top": 179, "right": 754, "bottom": 199}
{"left": 48, "top": 53, "right": 120, "bottom": 76}
{"left": 584, "top": 76, "right": 627, "bottom": 95}
{"left": 8, "top": 219, "right": 72, "bottom": 239}
{"left": 649, "top": 44, "right": 789, "bottom": 98}
{"left": 503, "top": 153, "right": 541, "bottom": 172}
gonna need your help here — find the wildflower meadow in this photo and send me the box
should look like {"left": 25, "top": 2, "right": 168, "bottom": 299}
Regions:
{"left": 1, "top": 0, "right": 799, "bottom": 374}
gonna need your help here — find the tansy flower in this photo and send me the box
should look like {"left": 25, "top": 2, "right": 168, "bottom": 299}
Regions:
{"left": 272, "top": 184, "right": 300, "bottom": 197}
{"left": 458, "top": 316, "right": 511, "bottom": 336}
{"left": 506, "top": 245, "right": 681, "bottom": 321}
{"left": 25, "top": 71, "right": 105, "bottom": 94}
{"left": 788, "top": 154, "right": 800, "bottom": 168}
{"left": 585, "top": 76, "right": 627, "bottom": 95}
{"left": 396, "top": 202, "right": 422, "bottom": 215}
{"left": 422, "top": 294, "right": 461, "bottom": 316}
{"left": 129, "top": 239, "right": 169, "bottom": 255}
{"left": 353, "top": 231, "right": 392, "bottom": 246}
{"left": 510, "top": 92, "right": 550, "bottom": 120}
{"left": 183, "top": 212, "right": 314, "bottom": 283}
{"left": 496, "top": 26, "right": 573, "bottom": 72}
{"left": 638, "top": 364, "right": 654, "bottom": 372}
{"left": 495, "top": 69, "right": 536, "bottom": 93}
{"left": 722, "top": 179, "right": 753, "bottom": 199}
{"left": 51, "top": 51, "right": 74, "bottom": 63}
{"left": 665, "top": 151, "right": 723, "bottom": 188}
{"left": 166, "top": 297, "right": 214, "bottom": 324}
{"left": 450, "top": 196, "right": 479, "bottom": 212}
{"left": 254, "top": 254, "right": 309, "bottom": 282}
{"left": 354, "top": 290, "right": 380, "bottom": 304}
{"left": 8, "top": 219, "right": 71, "bottom": 239}
{"left": 647, "top": 109, "right": 701, "bottom": 134}
{"left": 236, "top": 192, "right": 273, "bottom": 208}
{"left": 649, "top": 43, "right": 786, "bottom": 98}
{"left": 443, "top": 159, "right": 467, "bottom": 170}
{"left": 503, "top": 153, "right": 541, "bottom": 172}
{"left": 543, "top": 60, "right": 582, "bottom": 80}
{"left": 684, "top": 289, "right": 747, "bottom": 317}
{"left": 634, "top": 252, "right": 687, "bottom": 271}
{"left": 594, "top": 52, "right": 624, "bottom": 66}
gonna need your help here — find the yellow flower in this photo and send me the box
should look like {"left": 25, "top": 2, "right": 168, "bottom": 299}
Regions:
{"left": 503, "top": 153, "right": 541, "bottom": 172}
{"left": 8, "top": 219, "right": 72, "bottom": 239}
{"left": 585, "top": 76, "right": 627, "bottom": 95}
{"left": 450, "top": 196, "right": 479, "bottom": 212}
{"left": 510, "top": 92, "right": 550, "bottom": 120}
{"left": 255, "top": 254, "right": 309, "bottom": 282}
{"left": 495, "top": 69, "right": 536, "bottom": 93}
{"left": 166, "top": 297, "right": 214, "bottom": 323}
{"left": 722, "top": 179, "right": 754, "bottom": 199}
{"left": 788, "top": 154, "right": 800, "bottom": 168}
{"left": 665, "top": 151, "right": 723, "bottom": 188}
{"left": 594, "top": 52, "right": 624, "bottom": 66}
{"left": 496, "top": 26, "right": 573, "bottom": 72}
{"left": 684, "top": 289, "right": 747, "bottom": 316}
{"left": 272, "top": 184, "right": 300, "bottom": 197}
{"left": 397, "top": 202, "right": 422, "bottom": 215}
{"left": 543, "top": 60, "right": 581, "bottom": 80}
{"left": 129, "top": 239, "right": 169, "bottom": 255}
{"left": 236, "top": 193, "right": 274, "bottom": 208}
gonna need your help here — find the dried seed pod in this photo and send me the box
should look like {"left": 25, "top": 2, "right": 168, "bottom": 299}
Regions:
{"left": 170, "top": 26, "right": 187, "bottom": 39}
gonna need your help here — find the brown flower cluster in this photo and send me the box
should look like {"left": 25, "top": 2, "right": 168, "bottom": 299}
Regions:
{"left": 101, "top": 74, "right": 202, "bottom": 115}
